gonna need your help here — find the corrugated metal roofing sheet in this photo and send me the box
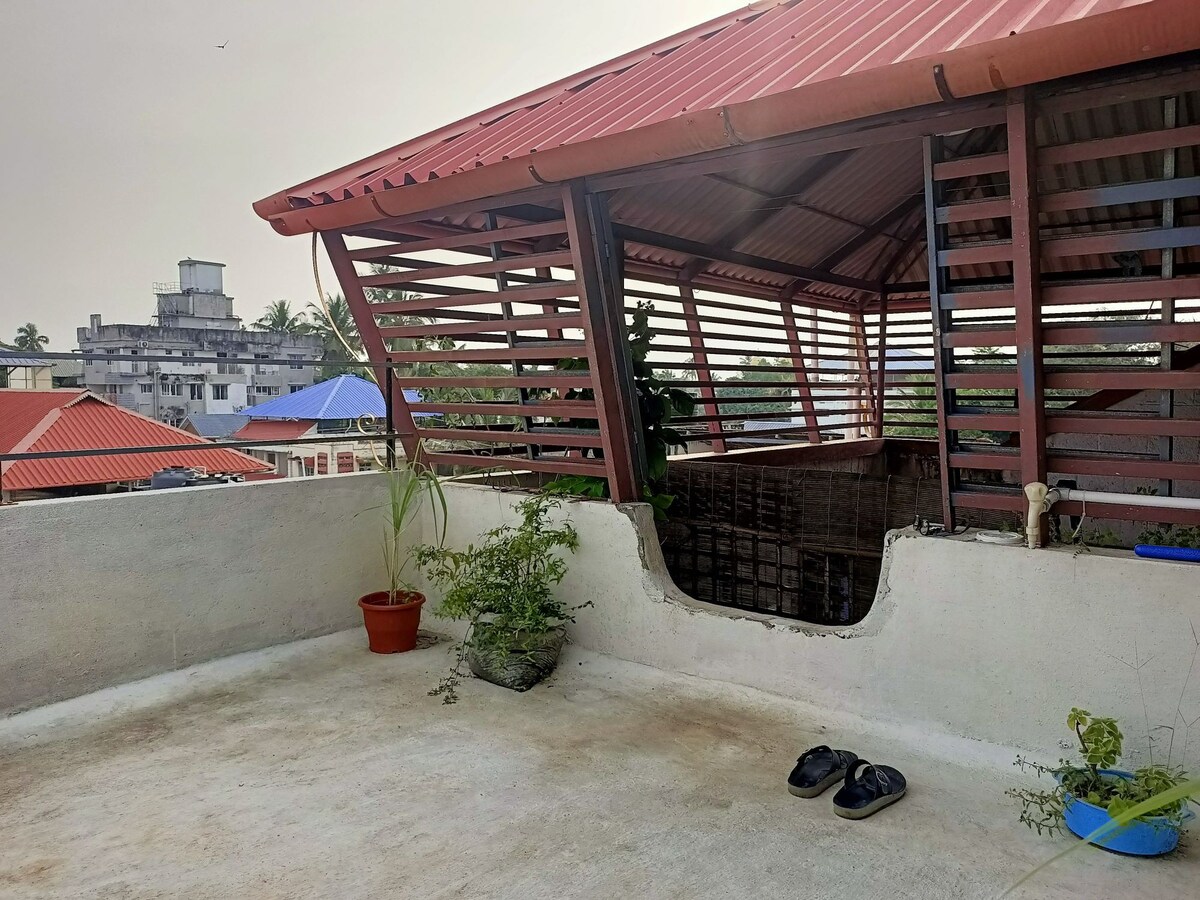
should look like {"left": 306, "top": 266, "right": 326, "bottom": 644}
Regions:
{"left": 0, "top": 389, "right": 81, "bottom": 453}
{"left": 243, "top": 374, "right": 431, "bottom": 421}
{"left": 233, "top": 419, "right": 315, "bottom": 441}
{"left": 181, "top": 413, "right": 252, "bottom": 439}
{"left": 0, "top": 392, "right": 269, "bottom": 491}
{"left": 276, "top": 0, "right": 1152, "bottom": 209}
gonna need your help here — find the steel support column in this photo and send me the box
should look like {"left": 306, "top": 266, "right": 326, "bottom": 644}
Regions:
{"left": 679, "top": 283, "right": 726, "bottom": 453}
{"left": 780, "top": 295, "right": 821, "bottom": 442}
{"left": 923, "top": 136, "right": 957, "bottom": 528}
{"left": 562, "top": 182, "right": 642, "bottom": 503}
{"left": 1008, "top": 90, "right": 1048, "bottom": 526}
{"left": 873, "top": 291, "right": 889, "bottom": 438}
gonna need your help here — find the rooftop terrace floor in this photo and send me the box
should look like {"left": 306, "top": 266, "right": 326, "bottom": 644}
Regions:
{"left": 1, "top": 631, "right": 1195, "bottom": 899}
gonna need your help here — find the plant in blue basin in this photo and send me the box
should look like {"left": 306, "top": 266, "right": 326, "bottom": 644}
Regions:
{"left": 1007, "top": 708, "right": 1194, "bottom": 856}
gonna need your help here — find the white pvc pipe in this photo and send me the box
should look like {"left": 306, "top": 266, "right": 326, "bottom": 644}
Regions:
{"left": 1055, "top": 487, "right": 1200, "bottom": 512}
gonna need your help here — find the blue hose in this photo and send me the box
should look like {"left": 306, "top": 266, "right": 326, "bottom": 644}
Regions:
{"left": 1134, "top": 544, "right": 1200, "bottom": 563}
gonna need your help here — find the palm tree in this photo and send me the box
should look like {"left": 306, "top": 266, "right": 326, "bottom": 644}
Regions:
{"left": 13, "top": 323, "right": 49, "bottom": 351}
{"left": 254, "top": 300, "right": 310, "bottom": 335}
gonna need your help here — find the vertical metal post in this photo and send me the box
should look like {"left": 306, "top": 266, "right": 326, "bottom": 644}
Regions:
{"left": 849, "top": 310, "right": 873, "bottom": 439}
{"left": 321, "top": 231, "right": 421, "bottom": 461}
{"left": 1008, "top": 89, "right": 1048, "bottom": 528}
{"left": 1158, "top": 96, "right": 1177, "bottom": 497}
{"left": 561, "top": 181, "right": 642, "bottom": 503}
{"left": 385, "top": 356, "right": 397, "bottom": 470}
{"left": 679, "top": 283, "right": 726, "bottom": 453}
{"left": 484, "top": 212, "right": 536, "bottom": 460}
{"left": 873, "top": 291, "right": 889, "bottom": 438}
{"left": 923, "top": 134, "right": 957, "bottom": 529}
{"left": 780, "top": 294, "right": 821, "bottom": 443}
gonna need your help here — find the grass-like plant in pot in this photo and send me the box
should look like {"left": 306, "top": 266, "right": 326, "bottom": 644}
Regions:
{"left": 358, "top": 461, "right": 447, "bottom": 654}
{"left": 1007, "top": 708, "right": 1195, "bottom": 856}
{"left": 415, "top": 494, "right": 582, "bottom": 703}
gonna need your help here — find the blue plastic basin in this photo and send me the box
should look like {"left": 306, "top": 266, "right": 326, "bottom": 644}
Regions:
{"left": 1058, "top": 770, "right": 1193, "bottom": 857}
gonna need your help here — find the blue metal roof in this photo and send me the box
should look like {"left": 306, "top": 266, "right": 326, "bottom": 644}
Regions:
{"left": 244, "top": 374, "right": 432, "bottom": 420}
{"left": 182, "top": 413, "right": 252, "bottom": 438}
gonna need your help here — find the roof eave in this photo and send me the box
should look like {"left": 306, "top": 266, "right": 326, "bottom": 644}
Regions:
{"left": 257, "top": 0, "right": 1199, "bottom": 237}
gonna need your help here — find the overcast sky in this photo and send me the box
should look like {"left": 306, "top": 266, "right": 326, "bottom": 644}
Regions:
{"left": 0, "top": 0, "right": 739, "bottom": 349}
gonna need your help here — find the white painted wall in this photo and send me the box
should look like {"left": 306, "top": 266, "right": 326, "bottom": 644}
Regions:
{"left": 0, "top": 473, "right": 391, "bottom": 715}
{"left": 5, "top": 475, "right": 1198, "bottom": 770}
{"left": 424, "top": 485, "right": 1200, "bottom": 765}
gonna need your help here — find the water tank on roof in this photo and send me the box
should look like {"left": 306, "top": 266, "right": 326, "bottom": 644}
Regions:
{"left": 149, "top": 467, "right": 196, "bottom": 490}
{"left": 145, "top": 467, "right": 240, "bottom": 490}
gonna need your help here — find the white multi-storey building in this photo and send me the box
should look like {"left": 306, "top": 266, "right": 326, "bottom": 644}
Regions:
{"left": 77, "top": 260, "right": 324, "bottom": 426}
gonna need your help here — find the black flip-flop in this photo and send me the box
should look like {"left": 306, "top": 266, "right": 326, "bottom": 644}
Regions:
{"left": 832, "top": 759, "right": 907, "bottom": 819}
{"left": 787, "top": 745, "right": 859, "bottom": 798}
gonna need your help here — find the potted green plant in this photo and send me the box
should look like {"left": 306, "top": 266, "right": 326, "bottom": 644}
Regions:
{"left": 358, "top": 461, "right": 446, "bottom": 654}
{"left": 1008, "top": 708, "right": 1194, "bottom": 856}
{"left": 415, "top": 494, "right": 582, "bottom": 703}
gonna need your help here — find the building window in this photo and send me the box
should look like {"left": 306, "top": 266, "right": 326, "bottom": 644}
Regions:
{"left": 163, "top": 382, "right": 182, "bottom": 397}
{"left": 182, "top": 350, "right": 197, "bottom": 367}
{"left": 140, "top": 383, "right": 154, "bottom": 394}
{"left": 105, "top": 348, "right": 119, "bottom": 369}
{"left": 289, "top": 384, "right": 305, "bottom": 394}
{"left": 254, "top": 385, "right": 278, "bottom": 396}
{"left": 211, "top": 384, "right": 229, "bottom": 401}
{"left": 188, "top": 383, "right": 204, "bottom": 401}
{"left": 216, "top": 351, "right": 242, "bottom": 376}
{"left": 288, "top": 354, "right": 305, "bottom": 370}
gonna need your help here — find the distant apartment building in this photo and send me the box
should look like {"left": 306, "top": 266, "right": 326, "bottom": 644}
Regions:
{"left": 77, "top": 260, "right": 323, "bottom": 426}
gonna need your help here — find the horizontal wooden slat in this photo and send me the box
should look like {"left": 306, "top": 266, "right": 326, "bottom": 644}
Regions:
{"left": 1043, "top": 322, "right": 1200, "bottom": 345}
{"left": 392, "top": 375, "right": 593, "bottom": 389}
{"left": 417, "top": 428, "right": 603, "bottom": 448}
{"left": 1043, "top": 276, "right": 1200, "bottom": 306}
{"left": 937, "top": 241, "right": 1013, "bottom": 267}
{"left": 1042, "top": 225, "right": 1200, "bottom": 260}
{"left": 1046, "top": 415, "right": 1200, "bottom": 438}
{"left": 1039, "top": 123, "right": 1200, "bottom": 167}
{"left": 390, "top": 344, "right": 588, "bottom": 363}
{"left": 427, "top": 452, "right": 606, "bottom": 476}
{"left": 939, "top": 290, "right": 1015, "bottom": 311}
{"left": 1049, "top": 455, "right": 1200, "bottom": 481}
{"left": 379, "top": 314, "right": 584, "bottom": 339}
{"left": 946, "top": 371, "right": 1017, "bottom": 389}
{"left": 408, "top": 401, "right": 596, "bottom": 417}
{"left": 953, "top": 490, "right": 1200, "bottom": 526}
{"left": 359, "top": 251, "right": 573, "bottom": 287}
{"left": 1040, "top": 176, "right": 1200, "bottom": 215}
{"left": 933, "top": 151, "right": 1008, "bottom": 181}
{"left": 935, "top": 197, "right": 1011, "bottom": 224}
{"left": 1045, "top": 370, "right": 1200, "bottom": 390}
{"left": 370, "top": 281, "right": 579, "bottom": 315}
{"left": 942, "top": 328, "right": 1016, "bottom": 348}
{"left": 952, "top": 451, "right": 1200, "bottom": 481}
{"left": 348, "top": 221, "right": 567, "bottom": 259}
{"left": 946, "top": 414, "right": 1019, "bottom": 431}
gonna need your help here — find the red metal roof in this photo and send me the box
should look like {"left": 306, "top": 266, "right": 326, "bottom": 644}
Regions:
{"left": 233, "top": 419, "right": 315, "bottom": 441}
{"left": 256, "top": 0, "right": 1197, "bottom": 235}
{"left": 0, "top": 391, "right": 270, "bottom": 492}
{"left": 0, "top": 389, "right": 80, "bottom": 454}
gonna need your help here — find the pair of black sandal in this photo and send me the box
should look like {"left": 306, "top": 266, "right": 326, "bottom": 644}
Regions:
{"left": 787, "top": 745, "right": 907, "bottom": 819}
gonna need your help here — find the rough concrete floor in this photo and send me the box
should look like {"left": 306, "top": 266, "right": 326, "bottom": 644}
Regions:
{"left": 1, "top": 632, "right": 1195, "bottom": 900}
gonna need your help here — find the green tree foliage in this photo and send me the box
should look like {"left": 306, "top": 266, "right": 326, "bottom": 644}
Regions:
{"left": 12, "top": 323, "right": 49, "bottom": 351}
{"left": 714, "top": 356, "right": 795, "bottom": 415}
{"left": 253, "top": 300, "right": 311, "bottom": 335}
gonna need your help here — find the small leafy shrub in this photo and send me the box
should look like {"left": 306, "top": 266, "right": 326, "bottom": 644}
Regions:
{"left": 1007, "top": 708, "right": 1191, "bottom": 836}
{"left": 1137, "top": 523, "right": 1200, "bottom": 550}
{"left": 415, "top": 494, "right": 583, "bottom": 703}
